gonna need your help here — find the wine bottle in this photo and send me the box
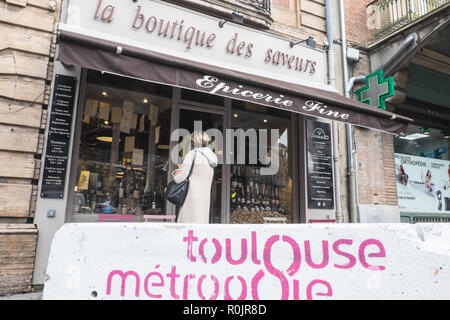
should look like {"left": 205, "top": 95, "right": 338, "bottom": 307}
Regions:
{"left": 275, "top": 185, "right": 281, "bottom": 207}
{"left": 249, "top": 185, "right": 256, "bottom": 212}
{"left": 230, "top": 190, "right": 237, "bottom": 210}
{"left": 152, "top": 191, "right": 158, "bottom": 209}
{"left": 268, "top": 181, "right": 274, "bottom": 210}
{"left": 231, "top": 165, "right": 237, "bottom": 189}
{"left": 160, "top": 186, "right": 166, "bottom": 211}
{"left": 240, "top": 186, "right": 246, "bottom": 206}
{"left": 241, "top": 165, "right": 247, "bottom": 191}
{"left": 264, "top": 183, "right": 272, "bottom": 211}
{"left": 248, "top": 171, "right": 254, "bottom": 191}
{"left": 237, "top": 166, "right": 242, "bottom": 188}
{"left": 250, "top": 187, "right": 260, "bottom": 211}
{"left": 245, "top": 185, "right": 251, "bottom": 207}
{"left": 254, "top": 169, "right": 259, "bottom": 199}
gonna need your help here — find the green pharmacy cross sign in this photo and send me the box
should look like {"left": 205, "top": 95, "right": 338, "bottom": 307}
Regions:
{"left": 356, "top": 70, "right": 395, "bottom": 110}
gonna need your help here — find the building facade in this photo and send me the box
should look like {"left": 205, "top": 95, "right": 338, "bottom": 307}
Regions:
{"left": 0, "top": 0, "right": 61, "bottom": 295}
{"left": 0, "top": 0, "right": 447, "bottom": 296}
{"left": 342, "top": 0, "right": 450, "bottom": 223}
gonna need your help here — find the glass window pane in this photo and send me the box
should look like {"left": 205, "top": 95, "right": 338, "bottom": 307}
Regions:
{"left": 394, "top": 124, "right": 449, "bottom": 160}
{"left": 72, "top": 71, "right": 172, "bottom": 219}
{"left": 230, "top": 101, "right": 294, "bottom": 224}
{"left": 181, "top": 88, "right": 224, "bottom": 106}
{"left": 177, "top": 108, "right": 224, "bottom": 224}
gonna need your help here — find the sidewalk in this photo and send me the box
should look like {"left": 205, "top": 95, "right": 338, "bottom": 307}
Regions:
{"left": 0, "top": 292, "right": 43, "bottom": 300}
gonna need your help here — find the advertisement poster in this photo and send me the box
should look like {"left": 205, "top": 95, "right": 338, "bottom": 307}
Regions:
{"left": 395, "top": 153, "right": 450, "bottom": 214}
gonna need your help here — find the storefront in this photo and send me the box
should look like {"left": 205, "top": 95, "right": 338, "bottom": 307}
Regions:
{"left": 69, "top": 70, "right": 298, "bottom": 224}
{"left": 32, "top": 0, "right": 411, "bottom": 284}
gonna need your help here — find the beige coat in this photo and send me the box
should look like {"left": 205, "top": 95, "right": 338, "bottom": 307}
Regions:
{"left": 173, "top": 148, "right": 217, "bottom": 223}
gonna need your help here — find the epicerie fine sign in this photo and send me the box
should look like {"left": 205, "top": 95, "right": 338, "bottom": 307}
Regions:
{"left": 43, "top": 223, "right": 450, "bottom": 300}
{"left": 64, "top": 0, "right": 328, "bottom": 88}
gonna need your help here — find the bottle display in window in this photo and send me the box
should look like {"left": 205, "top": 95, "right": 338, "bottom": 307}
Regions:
{"left": 229, "top": 103, "right": 293, "bottom": 224}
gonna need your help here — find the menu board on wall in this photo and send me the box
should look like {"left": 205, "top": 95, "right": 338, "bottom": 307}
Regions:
{"left": 306, "top": 120, "right": 334, "bottom": 209}
{"left": 395, "top": 153, "right": 450, "bottom": 214}
{"left": 40, "top": 75, "right": 77, "bottom": 199}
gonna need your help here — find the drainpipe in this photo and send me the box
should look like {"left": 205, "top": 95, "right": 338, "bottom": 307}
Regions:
{"left": 339, "top": 0, "right": 359, "bottom": 223}
{"left": 345, "top": 74, "right": 364, "bottom": 222}
{"left": 345, "top": 33, "right": 418, "bottom": 98}
{"left": 377, "top": 32, "right": 418, "bottom": 76}
{"left": 326, "top": 0, "right": 343, "bottom": 223}
{"left": 326, "top": 0, "right": 336, "bottom": 88}
{"left": 340, "top": 19, "right": 418, "bottom": 223}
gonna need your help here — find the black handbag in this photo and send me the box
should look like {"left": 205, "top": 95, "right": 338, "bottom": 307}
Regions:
{"left": 166, "top": 151, "right": 197, "bottom": 212}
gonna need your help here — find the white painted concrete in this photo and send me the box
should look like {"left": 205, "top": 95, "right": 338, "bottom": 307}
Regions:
{"left": 44, "top": 223, "right": 450, "bottom": 300}
{"left": 359, "top": 204, "right": 401, "bottom": 223}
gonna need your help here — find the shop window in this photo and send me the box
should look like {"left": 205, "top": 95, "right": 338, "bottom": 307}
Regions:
{"left": 229, "top": 100, "right": 294, "bottom": 224}
{"left": 72, "top": 71, "right": 172, "bottom": 218}
{"left": 394, "top": 124, "right": 449, "bottom": 160}
{"left": 180, "top": 88, "right": 224, "bottom": 106}
{"left": 394, "top": 124, "right": 450, "bottom": 215}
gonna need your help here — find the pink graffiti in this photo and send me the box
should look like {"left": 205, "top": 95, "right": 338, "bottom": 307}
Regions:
{"left": 197, "top": 275, "right": 220, "bottom": 300}
{"left": 304, "top": 240, "right": 329, "bottom": 269}
{"left": 333, "top": 239, "right": 357, "bottom": 269}
{"left": 224, "top": 276, "right": 247, "bottom": 300}
{"left": 106, "top": 270, "right": 140, "bottom": 297}
{"left": 306, "top": 279, "right": 333, "bottom": 300}
{"left": 198, "top": 238, "right": 223, "bottom": 264}
{"left": 358, "top": 239, "right": 386, "bottom": 271}
{"left": 263, "top": 235, "right": 289, "bottom": 300}
{"left": 105, "top": 230, "right": 387, "bottom": 300}
{"left": 226, "top": 238, "right": 248, "bottom": 265}
{"left": 183, "top": 230, "right": 198, "bottom": 262}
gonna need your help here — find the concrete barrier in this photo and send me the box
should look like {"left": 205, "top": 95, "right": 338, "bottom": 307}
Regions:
{"left": 43, "top": 223, "right": 450, "bottom": 300}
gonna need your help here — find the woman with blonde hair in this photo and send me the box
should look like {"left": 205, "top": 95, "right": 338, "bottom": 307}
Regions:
{"left": 172, "top": 130, "right": 218, "bottom": 223}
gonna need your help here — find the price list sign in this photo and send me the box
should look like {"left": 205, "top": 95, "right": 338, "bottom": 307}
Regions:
{"left": 306, "top": 120, "right": 334, "bottom": 209}
{"left": 41, "top": 75, "right": 77, "bottom": 199}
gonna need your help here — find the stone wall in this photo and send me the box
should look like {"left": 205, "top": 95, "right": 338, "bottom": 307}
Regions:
{"left": 0, "top": 224, "right": 38, "bottom": 295}
{"left": 0, "top": 0, "right": 60, "bottom": 295}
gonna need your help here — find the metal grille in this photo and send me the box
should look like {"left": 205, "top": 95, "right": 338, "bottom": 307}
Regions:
{"left": 413, "top": 216, "right": 450, "bottom": 223}
{"left": 368, "top": 0, "right": 448, "bottom": 39}
{"left": 239, "top": 0, "right": 271, "bottom": 13}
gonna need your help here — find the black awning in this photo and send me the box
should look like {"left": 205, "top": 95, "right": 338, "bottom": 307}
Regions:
{"left": 57, "top": 30, "right": 412, "bottom": 135}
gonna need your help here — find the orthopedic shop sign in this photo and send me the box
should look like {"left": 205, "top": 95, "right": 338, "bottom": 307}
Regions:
{"left": 43, "top": 223, "right": 450, "bottom": 300}
{"left": 395, "top": 153, "right": 450, "bottom": 214}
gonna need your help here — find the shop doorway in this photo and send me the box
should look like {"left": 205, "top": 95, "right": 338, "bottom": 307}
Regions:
{"left": 171, "top": 103, "right": 230, "bottom": 223}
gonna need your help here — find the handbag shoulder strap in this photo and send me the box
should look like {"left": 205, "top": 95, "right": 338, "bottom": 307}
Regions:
{"left": 186, "top": 151, "right": 197, "bottom": 180}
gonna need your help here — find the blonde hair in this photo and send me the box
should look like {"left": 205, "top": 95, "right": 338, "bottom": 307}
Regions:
{"left": 190, "top": 130, "right": 210, "bottom": 149}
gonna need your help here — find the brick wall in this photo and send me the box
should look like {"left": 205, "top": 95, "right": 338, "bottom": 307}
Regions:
{"left": 348, "top": 50, "right": 372, "bottom": 87}
{"left": 344, "top": 0, "right": 373, "bottom": 46}
{"left": 354, "top": 128, "right": 398, "bottom": 206}
{"left": 0, "top": 0, "right": 61, "bottom": 295}
{"left": 343, "top": 1, "right": 398, "bottom": 209}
